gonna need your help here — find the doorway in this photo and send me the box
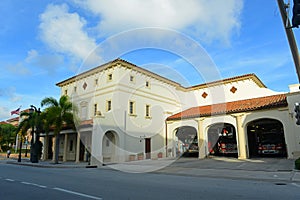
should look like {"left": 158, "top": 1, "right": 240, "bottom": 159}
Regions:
{"left": 145, "top": 138, "right": 151, "bottom": 159}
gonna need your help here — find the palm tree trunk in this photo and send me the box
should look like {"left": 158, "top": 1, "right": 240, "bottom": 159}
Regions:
{"left": 18, "top": 139, "right": 23, "bottom": 162}
{"left": 54, "top": 134, "right": 60, "bottom": 164}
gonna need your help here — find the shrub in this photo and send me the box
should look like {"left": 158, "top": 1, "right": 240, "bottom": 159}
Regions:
{"left": 295, "top": 157, "right": 300, "bottom": 170}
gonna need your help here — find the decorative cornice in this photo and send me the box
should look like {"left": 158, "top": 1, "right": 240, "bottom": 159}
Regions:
{"left": 56, "top": 58, "right": 267, "bottom": 91}
{"left": 185, "top": 73, "right": 266, "bottom": 91}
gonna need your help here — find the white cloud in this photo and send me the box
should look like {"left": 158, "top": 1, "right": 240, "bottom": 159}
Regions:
{"left": 75, "top": 0, "right": 243, "bottom": 44}
{"left": 25, "top": 49, "right": 39, "bottom": 62}
{"left": 6, "top": 62, "right": 31, "bottom": 76}
{"left": 39, "top": 4, "right": 101, "bottom": 63}
{"left": 0, "top": 106, "right": 10, "bottom": 121}
{"left": 0, "top": 87, "right": 22, "bottom": 102}
{"left": 25, "top": 49, "right": 64, "bottom": 74}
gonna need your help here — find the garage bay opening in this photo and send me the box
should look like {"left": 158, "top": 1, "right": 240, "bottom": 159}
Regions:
{"left": 207, "top": 123, "right": 238, "bottom": 158}
{"left": 174, "top": 126, "right": 198, "bottom": 157}
{"left": 247, "top": 119, "right": 287, "bottom": 158}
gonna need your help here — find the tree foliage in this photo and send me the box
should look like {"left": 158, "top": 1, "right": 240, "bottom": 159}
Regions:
{"left": 41, "top": 95, "right": 77, "bottom": 163}
{"left": 16, "top": 111, "right": 40, "bottom": 142}
{"left": 0, "top": 123, "right": 17, "bottom": 151}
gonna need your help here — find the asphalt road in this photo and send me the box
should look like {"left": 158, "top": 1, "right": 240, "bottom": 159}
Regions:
{"left": 1, "top": 163, "right": 300, "bottom": 200}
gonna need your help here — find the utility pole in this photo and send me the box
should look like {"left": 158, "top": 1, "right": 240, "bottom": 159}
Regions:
{"left": 277, "top": 0, "right": 300, "bottom": 82}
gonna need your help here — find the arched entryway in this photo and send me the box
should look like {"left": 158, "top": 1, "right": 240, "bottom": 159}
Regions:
{"left": 174, "top": 126, "right": 198, "bottom": 157}
{"left": 102, "top": 131, "right": 118, "bottom": 163}
{"left": 247, "top": 119, "right": 287, "bottom": 158}
{"left": 207, "top": 123, "right": 238, "bottom": 158}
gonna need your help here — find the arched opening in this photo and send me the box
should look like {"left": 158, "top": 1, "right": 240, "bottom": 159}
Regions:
{"left": 102, "top": 131, "right": 118, "bottom": 163}
{"left": 207, "top": 123, "right": 237, "bottom": 158}
{"left": 247, "top": 119, "right": 287, "bottom": 158}
{"left": 174, "top": 126, "right": 198, "bottom": 157}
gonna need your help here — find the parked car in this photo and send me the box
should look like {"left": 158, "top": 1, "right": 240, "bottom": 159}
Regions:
{"left": 218, "top": 137, "right": 238, "bottom": 154}
{"left": 187, "top": 142, "right": 199, "bottom": 153}
{"left": 257, "top": 133, "right": 286, "bottom": 156}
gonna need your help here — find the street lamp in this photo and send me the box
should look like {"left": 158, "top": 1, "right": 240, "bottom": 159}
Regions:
{"left": 29, "top": 105, "right": 41, "bottom": 163}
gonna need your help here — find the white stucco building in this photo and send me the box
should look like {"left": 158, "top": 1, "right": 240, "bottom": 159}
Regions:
{"left": 42, "top": 59, "right": 300, "bottom": 166}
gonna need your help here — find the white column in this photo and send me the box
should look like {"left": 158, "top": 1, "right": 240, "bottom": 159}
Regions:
{"left": 75, "top": 132, "right": 81, "bottom": 163}
{"left": 233, "top": 114, "right": 247, "bottom": 159}
{"left": 63, "top": 134, "right": 68, "bottom": 162}
{"left": 197, "top": 118, "right": 206, "bottom": 159}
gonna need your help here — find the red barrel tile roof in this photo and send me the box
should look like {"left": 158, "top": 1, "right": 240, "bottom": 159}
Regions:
{"left": 80, "top": 119, "right": 93, "bottom": 126}
{"left": 167, "top": 94, "right": 287, "bottom": 121}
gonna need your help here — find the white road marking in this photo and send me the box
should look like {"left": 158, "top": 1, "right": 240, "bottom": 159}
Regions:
{"left": 21, "top": 181, "right": 47, "bottom": 188}
{"left": 2, "top": 178, "right": 101, "bottom": 199}
{"left": 53, "top": 187, "right": 102, "bottom": 200}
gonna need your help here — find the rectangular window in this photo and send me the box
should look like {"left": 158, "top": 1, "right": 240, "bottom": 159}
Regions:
{"left": 130, "top": 75, "right": 135, "bottom": 82}
{"left": 129, "top": 101, "right": 135, "bottom": 115}
{"left": 64, "top": 89, "right": 68, "bottom": 95}
{"left": 145, "top": 104, "right": 150, "bottom": 117}
{"left": 74, "top": 86, "right": 77, "bottom": 92}
{"left": 95, "top": 79, "right": 98, "bottom": 86}
{"left": 107, "top": 73, "right": 113, "bottom": 81}
{"left": 107, "top": 100, "right": 112, "bottom": 111}
{"left": 94, "top": 104, "right": 97, "bottom": 116}
{"left": 81, "top": 106, "right": 87, "bottom": 120}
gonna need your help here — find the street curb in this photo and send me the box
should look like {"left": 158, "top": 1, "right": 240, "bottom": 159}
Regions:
{"left": 152, "top": 170, "right": 298, "bottom": 183}
{"left": 153, "top": 167, "right": 300, "bottom": 183}
{"left": 5, "top": 161, "right": 98, "bottom": 169}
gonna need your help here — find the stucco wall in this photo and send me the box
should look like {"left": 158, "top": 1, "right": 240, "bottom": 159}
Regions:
{"left": 167, "top": 106, "right": 300, "bottom": 159}
{"left": 57, "top": 61, "right": 300, "bottom": 163}
{"left": 192, "top": 79, "right": 281, "bottom": 107}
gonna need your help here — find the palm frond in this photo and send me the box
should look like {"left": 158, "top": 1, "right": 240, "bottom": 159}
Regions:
{"left": 41, "top": 97, "right": 59, "bottom": 107}
{"left": 41, "top": 95, "right": 78, "bottom": 135}
{"left": 16, "top": 118, "right": 31, "bottom": 136}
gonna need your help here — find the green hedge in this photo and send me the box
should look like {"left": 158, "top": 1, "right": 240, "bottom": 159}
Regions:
{"left": 295, "top": 158, "right": 300, "bottom": 170}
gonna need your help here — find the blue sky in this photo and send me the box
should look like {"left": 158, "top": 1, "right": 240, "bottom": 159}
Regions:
{"left": 1, "top": 0, "right": 300, "bottom": 121}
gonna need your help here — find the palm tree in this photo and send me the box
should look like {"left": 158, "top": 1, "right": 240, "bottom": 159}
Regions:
{"left": 39, "top": 111, "right": 51, "bottom": 160}
{"left": 41, "top": 95, "right": 77, "bottom": 164}
{"left": 16, "top": 111, "right": 36, "bottom": 162}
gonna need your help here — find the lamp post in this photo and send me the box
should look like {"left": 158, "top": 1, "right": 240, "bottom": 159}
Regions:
{"left": 29, "top": 105, "right": 41, "bottom": 163}
{"left": 277, "top": 0, "right": 300, "bottom": 82}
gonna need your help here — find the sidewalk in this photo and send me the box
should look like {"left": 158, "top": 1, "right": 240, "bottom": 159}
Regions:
{"left": 106, "top": 156, "right": 300, "bottom": 183}
{"left": 156, "top": 157, "right": 300, "bottom": 182}
{"left": 0, "top": 154, "right": 94, "bottom": 168}
{"left": 2, "top": 154, "right": 300, "bottom": 182}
